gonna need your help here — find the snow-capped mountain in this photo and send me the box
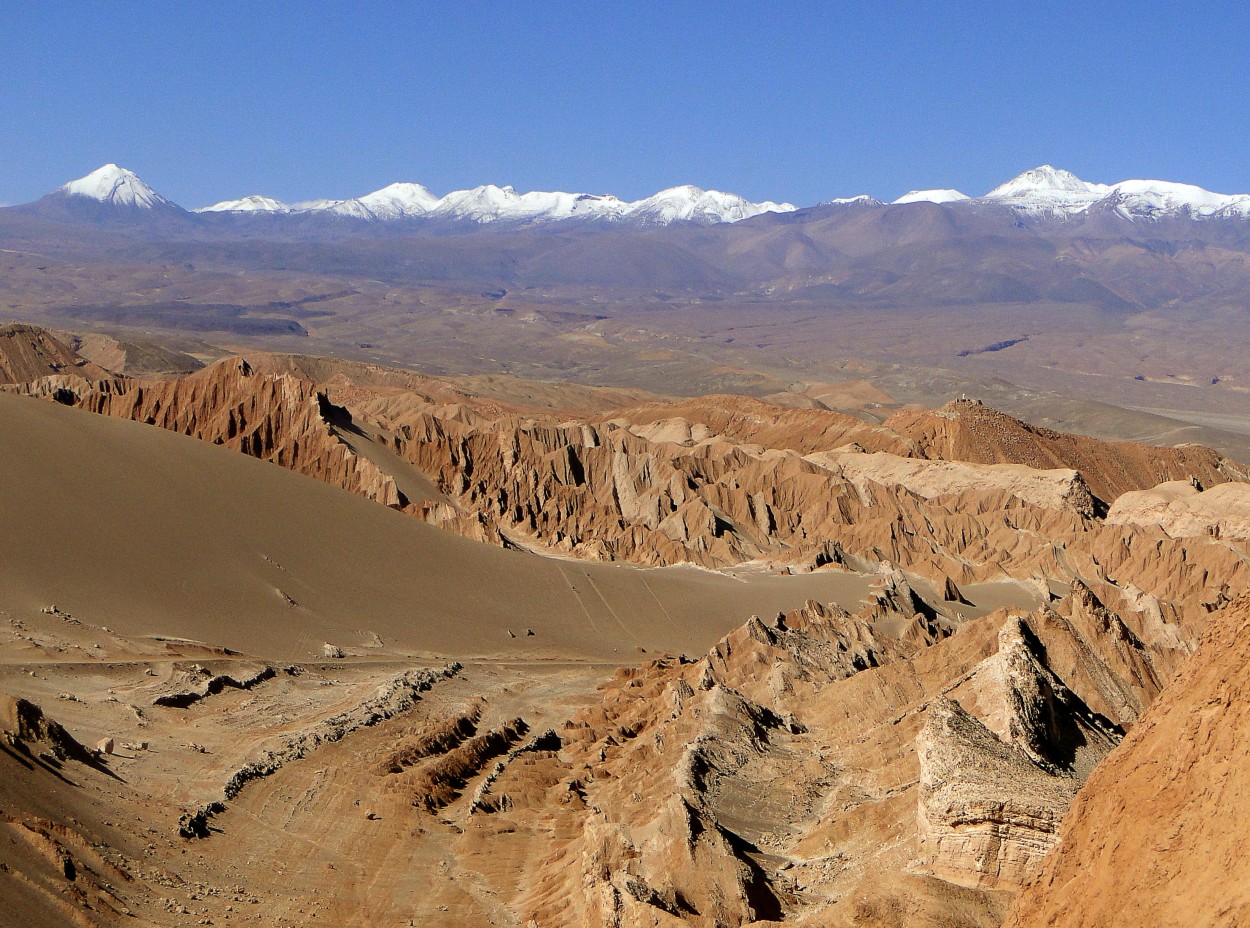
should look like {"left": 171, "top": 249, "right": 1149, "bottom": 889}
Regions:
{"left": 818, "top": 195, "right": 883, "bottom": 207}
{"left": 198, "top": 180, "right": 795, "bottom": 226}
{"left": 197, "top": 194, "right": 292, "bottom": 213}
{"left": 28, "top": 163, "right": 1250, "bottom": 228}
{"left": 977, "top": 166, "right": 1250, "bottom": 220}
{"left": 981, "top": 165, "right": 1110, "bottom": 216}
{"left": 893, "top": 189, "right": 970, "bottom": 205}
{"left": 351, "top": 182, "right": 441, "bottom": 220}
{"left": 427, "top": 185, "right": 628, "bottom": 223}
{"left": 621, "top": 185, "right": 795, "bottom": 225}
{"left": 57, "top": 164, "right": 177, "bottom": 210}
{"left": 1098, "top": 179, "right": 1250, "bottom": 220}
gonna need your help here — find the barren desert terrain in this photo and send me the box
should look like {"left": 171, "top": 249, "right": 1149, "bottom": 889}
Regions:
{"left": 1, "top": 320, "right": 1248, "bottom": 926}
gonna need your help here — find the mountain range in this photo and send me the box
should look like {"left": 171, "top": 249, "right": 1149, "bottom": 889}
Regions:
{"left": 37, "top": 164, "right": 798, "bottom": 227}
{"left": 16, "top": 162, "right": 1250, "bottom": 228}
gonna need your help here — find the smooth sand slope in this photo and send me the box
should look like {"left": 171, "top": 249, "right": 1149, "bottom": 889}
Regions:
{"left": 0, "top": 391, "right": 914, "bottom": 661}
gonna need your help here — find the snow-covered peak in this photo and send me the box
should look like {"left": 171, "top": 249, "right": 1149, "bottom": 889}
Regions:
{"left": 821, "top": 194, "right": 882, "bottom": 207}
{"left": 624, "top": 185, "right": 796, "bottom": 225}
{"left": 354, "top": 182, "right": 440, "bottom": 219}
{"left": 59, "top": 164, "right": 174, "bottom": 209}
{"left": 432, "top": 184, "right": 533, "bottom": 222}
{"left": 981, "top": 165, "right": 1109, "bottom": 216}
{"left": 985, "top": 165, "right": 1106, "bottom": 199}
{"left": 975, "top": 166, "right": 1250, "bottom": 220}
{"left": 196, "top": 195, "right": 291, "bottom": 214}
{"left": 1102, "top": 180, "right": 1250, "bottom": 220}
{"left": 892, "top": 188, "right": 970, "bottom": 205}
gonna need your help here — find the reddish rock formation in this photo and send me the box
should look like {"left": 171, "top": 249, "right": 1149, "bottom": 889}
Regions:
{"left": 9, "top": 335, "right": 1248, "bottom": 653}
{"left": 14, "top": 356, "right": 406, "bottom": 510}
{"left": 451, "top": 581, "right": 1169, "bottom": 926}
{"left": 0, "top": 323, "right": 109, "bottom": 384}
{"left": 619, "top": 393, "right": 913, "bottom": 455}
{"left": 887, "top": 398, "right": 1238, "bottom": 505}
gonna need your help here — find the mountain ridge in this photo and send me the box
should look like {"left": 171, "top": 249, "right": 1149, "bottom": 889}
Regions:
{"left": 21, "top": 163, "right": 1250, "bottom": 228}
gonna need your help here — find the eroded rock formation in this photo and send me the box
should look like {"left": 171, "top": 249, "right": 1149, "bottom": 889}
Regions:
{"left": 0, "top": 323, "right": 109, "bottom": 384}
{"left": 437, "top": 578, "right": 1169, "bottom": 926}
{"left": 11, "top": 339, "right": 1249, "bottom": 650}
{"left": 1005, "top": 595, "right": 1250, "bottom": 928}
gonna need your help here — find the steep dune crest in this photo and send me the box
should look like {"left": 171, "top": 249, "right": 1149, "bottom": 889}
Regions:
{"left": 16, "top": 357, "right": 409, "bottom": 510}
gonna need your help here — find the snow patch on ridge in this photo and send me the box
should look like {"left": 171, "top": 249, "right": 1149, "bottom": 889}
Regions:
{"left": 197, "top": 195, "right": 291, "bottom": 214}
{"left": 820, "top": 194, "right": 883, "bottom": 207}
{"left": 893, "top": 189, "right": 970, "bottom": 205}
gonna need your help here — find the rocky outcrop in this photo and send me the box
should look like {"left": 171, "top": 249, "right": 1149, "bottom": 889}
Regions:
{"left": 887, "top": 398, "right": 1241, "bottom": 505}
{"left": 0, "top": 323, "right": 109, "bottom": 384}
{"left": 436, "top": 578, "right": 1171, "bottom": 926}
{"left": 180, "top": 664, "right": 460, "bottom": 838}
{"left": 810, "top": 451, "right": 1099, "bottom": 517}
{"left": 150, "top": 663, "right": 277, "bottom": 708}
{"left": 1005, "top": 596, "right": 1250, "bottom": 928}
{"left": 1, "top": 696, "right": 97, "bottom": 767}
{"left": 1107, "top": 478, "right": 1250, "bottom": 540}
{"left": 917, "top": 698, "right": 1076, "bottom": 890}
{"left": 55, "top": 330, "right": 206, "bottom": 378}
{"left": 393, "top": 401, "right": 1099, "bottom": 573}
{"left": 408, "top": 718, "right": 529, "bottom": 812}
{"left": 618, "top": 393, "right": 914, "bottom": 455}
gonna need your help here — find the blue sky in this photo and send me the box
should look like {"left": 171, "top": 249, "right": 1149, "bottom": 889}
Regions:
{"left": 2, "top": 1, "right": 1247, "bottom": 208}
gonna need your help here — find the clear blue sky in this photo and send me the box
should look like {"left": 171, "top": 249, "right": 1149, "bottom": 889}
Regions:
{"left": 2, "top": 1, "right": 1247, "bottom": 208}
